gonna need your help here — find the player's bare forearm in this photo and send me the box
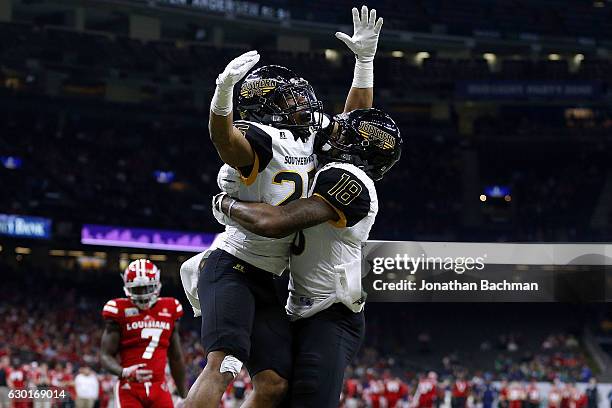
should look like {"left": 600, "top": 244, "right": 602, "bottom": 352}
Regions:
{"left": 209, "top": 112, "right": 255, "bottom": 168}
{"left": 343, "top": 86, "right": 373, "bottom": 113}
{"left": 221, "top": 196, "right": 338, "bottom": 238}
{"left": 100, "top": 320, "right": 123, "bottom": 377}
{"left": 168, "top": 326, "right": 187, "bottom": 398}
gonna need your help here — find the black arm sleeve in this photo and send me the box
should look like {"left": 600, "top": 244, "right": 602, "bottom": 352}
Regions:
{"left": 234, "top": 121, "right": 273, "bottom": 181}
{"left": 312, "top": 167, "right": 371, "bottom": 227}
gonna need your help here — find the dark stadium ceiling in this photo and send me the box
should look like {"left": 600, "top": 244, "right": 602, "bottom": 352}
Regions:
{"left": 10, "top": 0, "right": 612, "bottom": 55}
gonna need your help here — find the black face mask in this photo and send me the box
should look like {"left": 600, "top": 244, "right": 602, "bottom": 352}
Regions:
{"left": 313, "top": 114, "right": 336, "bottom": 153}
{"left": 264, "top": 81, "right": 324, "bottom": 138}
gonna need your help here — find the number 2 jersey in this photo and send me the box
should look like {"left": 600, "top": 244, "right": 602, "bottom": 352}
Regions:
{"left": 287, "top": 162, "right": 378, "bottom": 319}
{"left": 101, "top": 297, "right": 183, "bottom": 383}
{"left": 215, "top": 120, "right": 316, "bottom": 275}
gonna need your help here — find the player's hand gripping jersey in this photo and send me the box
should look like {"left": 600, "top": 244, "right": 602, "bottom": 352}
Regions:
{"left": 287, "top": 162, "right": 378, "bottom": 319}
{"left": 214, "top": 120, "right": 316, "bottom": 275}
{"left": 101, "top": 297, "right": 183, "bottom": 383}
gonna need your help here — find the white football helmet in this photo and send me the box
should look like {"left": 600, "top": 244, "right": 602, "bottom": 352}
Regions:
{"left": 122, "top": 259, "right": 162, "bottom": 309}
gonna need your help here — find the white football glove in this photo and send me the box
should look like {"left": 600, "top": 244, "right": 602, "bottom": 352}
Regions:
{"left": 212, "top": 192, "right": 236, "bottom": 226}
{"left": 121, "top": 364, "right": 153, "bottom": 382}
{"left": 335, "top": 6, "right": 383, "bottom": 63}
{"left": 211, "top": 50, "right": 261, "bottom": 116}
{"left": 217, "top": 164, "right": 241, "bottom": 197}
{"left": 216, "top": 50, "right": 261, "bottom": 88}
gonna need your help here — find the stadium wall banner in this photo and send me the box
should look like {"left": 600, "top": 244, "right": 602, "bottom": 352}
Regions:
{"left": 151, "top": 0, "right": 291, "bottom": 20}
{"left": 0, "top": 213, "right": 52, "bottom": 239}
{"left": 455, "top": 81, "right": 603, "bottom": 99}
{"left": 362, "top": 241, "right": 612, "bottom": 302}
{"left": 81, "top": 224, "right": 217, "bottom": 252}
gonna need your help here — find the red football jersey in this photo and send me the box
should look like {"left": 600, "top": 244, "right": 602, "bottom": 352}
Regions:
{"left": 345, "top": 378, "right": 360, "bottom": 398}
{"left": 452, "top": 381, "right": 470, "bottom": 398}
{"left": 416, "top": 379, "right": 437, "bottom": 408}
{"left": 102, "top": 297, "right": 183, "bottom": 383}
{"left": 9, "top": 368, "right": 26, "bottom": 388}
{"left": 384, "top": 379, "right": 408, "bottom": 408}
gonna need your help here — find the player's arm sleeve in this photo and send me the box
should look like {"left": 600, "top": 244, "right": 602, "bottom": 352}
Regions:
{"left": 101, "top": 300, "right": 121, "bottom": 322}
{"left": 233, "top": 121, "right": 273, "bottom": 186}
{"left": 311, "top": 167, "right": 371, "bottom": 228}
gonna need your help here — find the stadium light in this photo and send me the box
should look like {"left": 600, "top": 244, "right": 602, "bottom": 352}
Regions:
{"left": 414, "top": 51, "right": 430, "bottom": 66}
{"left": 483, "top": 53, "right": 497, "bottom": 69}
{"left": 130, "top": 253, "right": 148, "bottom": 260}
{"left": 150, "top": 254, "right": 168, "bottom": 261}
{"left": 548, "top": 53, "right": 561, "bottom": 61}
{"left": 479, "top": 195, "right": 487, "bottom": 202}
{"left": 391, "top": 51, "right": 404, "bottom": 58}
{"left": 324, "top": 49, "right": 340, "bottom": 62}
{"left": 483, "top": 53, "right": 496, "bottom": 62}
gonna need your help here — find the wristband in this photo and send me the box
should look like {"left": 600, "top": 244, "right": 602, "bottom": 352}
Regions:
{"left": 227, "top": 199, "right": 237, "bottom": 219}
{"left": 351, "top": 59, "right": 373, "bottom": 89}
{"left": 210, "top": 84, "right": 234, "bottom": 116}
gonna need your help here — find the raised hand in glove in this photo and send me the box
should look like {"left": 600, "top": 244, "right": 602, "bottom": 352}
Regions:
{"left": 211, "top": 50, "right": 261, "bottom": 116}
{"left": 335, "top": 6, "right": 383, "bottom": 63}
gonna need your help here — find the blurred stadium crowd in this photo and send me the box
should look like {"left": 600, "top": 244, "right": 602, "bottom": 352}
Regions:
{"left": 1, "top": 18, "right": 612, "bottom": 242}
{"left": 0, "top": 358, "right": 605, "bottom": 408}
{"left": 2, "top": 101, "right": 610, "bottom": 242}
{"left": 2, "top": 94, "right": 611, "bottom": 244}
{"left": 0, "top": 263, "right": 609, "bottom": 408}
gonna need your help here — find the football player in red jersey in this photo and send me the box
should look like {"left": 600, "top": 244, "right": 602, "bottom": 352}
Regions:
{"left": 7, "top": 363, "right": 28, "bottom": 408}
{"left": 548, "top": 380, "right": 563, "bottom": 408}
{"left": 451, "top": 374, "right": 470, "bottom": 408}
{"left": 414, "top": 372, "right": 437, "bottom": 408}
{"left": 383, "top": 371, "right": 408, "bottom": 408}
{"left": 100, "top": 259, "right": 187, "bottom": 408}
{"left": 507, "top": 381, "right": 525, "bottom": 408}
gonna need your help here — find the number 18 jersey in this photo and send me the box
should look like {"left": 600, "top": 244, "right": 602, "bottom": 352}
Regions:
{"left": 287, "top": 162, "right": 378, "bottom": 319}
{"left": 215, "top": 120, "right": 316, "bottom": 275}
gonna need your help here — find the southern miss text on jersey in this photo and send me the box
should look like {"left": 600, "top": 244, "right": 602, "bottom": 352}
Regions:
{"left": 101, "top": 297, "right": 183, "bottom": 383}
{"left": 215, "top": 120, "right": 316, "bottom": 275}
{"left": 287, "top": 162, "right": 378, "bottom": 319}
